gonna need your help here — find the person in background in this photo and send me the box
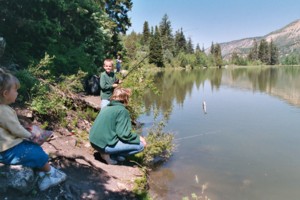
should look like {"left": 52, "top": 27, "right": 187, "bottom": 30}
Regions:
{"left": 100, "top": 59, "right": 121, "bottom": 109}
{"left": 0, "top": 68, "right": 66, "bottom": 191}
{"left": 116, "top": 55, "right": 122, "bottom": 73}
{"left": 89, "top": 87, "right": 147, "bottom": 165}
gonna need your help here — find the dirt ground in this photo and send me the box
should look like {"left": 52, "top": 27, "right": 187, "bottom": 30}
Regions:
{"left": 1, "top": 96, "right": 144, "bottom": 200}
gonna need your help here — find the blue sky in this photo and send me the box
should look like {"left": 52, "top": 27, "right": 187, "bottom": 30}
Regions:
{"left": 128, "top": 0, "right": 300, "bottom": 48}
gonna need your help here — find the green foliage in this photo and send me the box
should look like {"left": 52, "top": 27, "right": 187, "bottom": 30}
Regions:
{"left": 136, "top": 121, "right": 175, "bottom": 167}
{"left": 281, "top": 53, "right": 300, "bottom": 65}
{"left": 58, "top": 70, "right": 87, "bottom": 93}
{"left": 159, "top": 14, "right": 174, "bottom": 53}
{"left": 247, "top": 39, "right": 280, "bottom": 65}
{"left": 122, "top": 31, "right": 142, "bottom": 60}
{"left": 0, "top": 0, "right": 126, "bottom": 74}
{"left": 30, "top": 83, "right": 68, "bottom": 120}
{"left": 122, "top": 63, "right": 157, "bottom": 121}
{"left": 211, "top": 43, "right": 223, "bottom": 67}
{"left": 174, "top": 29, "right": 187, "bottom": 56}
{"left": 231, "top": 52, "right": 248, "bottom": 66}
{"left": 269, "top": 39, "right": 279, "bottom": 65}
{"left": 186, "top": 37, "right": 194, "bottom": 54}
{"left": 142, "top": 21, "right": 150, "bottom": 45}
{"left": 133, "top": 172, "right": 150, "bottom": 199}
{"left": 28, "top": 53, "right": 55, "bottom": 80}
{"left": 248, "top": 39, "right": 259, "bottom": 61}
{"left": 149, "top": 26, "right": 164, "bottom": 67}
{"left": 258, "top": 39, "right": 270, "bottom": 64}
{"left": 14, "top": 70, "right": 39, "bottom": 102}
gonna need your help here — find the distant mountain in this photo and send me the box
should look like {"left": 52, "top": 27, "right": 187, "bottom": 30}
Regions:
{"left": 216, "top": 19, "right": 300, "bottom": 60}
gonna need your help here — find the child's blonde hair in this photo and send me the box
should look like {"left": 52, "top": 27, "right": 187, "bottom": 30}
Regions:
{"left": 110, "top": 87, "right": 131, "bottom": 105}
{"left": 103, "top": 59, "right": 114, "bottom": 67}
{"left": 0, "top": 68, "right": 20, "bottom": 102}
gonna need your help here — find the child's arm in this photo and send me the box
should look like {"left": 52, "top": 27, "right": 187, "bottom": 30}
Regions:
{"left": 100, "top": 73, "right": 114, "bottom": 90}
{"left": 0, "top": 107, "right": 32, "bottom": 138}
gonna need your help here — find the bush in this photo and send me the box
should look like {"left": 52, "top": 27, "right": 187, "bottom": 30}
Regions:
{"left": 15, "top": 70, "right": 39, "bottom": 102}
{"left": 136, "top": 121, "right": 175, "bottom": 168}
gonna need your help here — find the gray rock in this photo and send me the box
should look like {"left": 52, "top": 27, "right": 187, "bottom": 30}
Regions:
{"left": 0, "top": 164, "right": 37, "bottom": 194}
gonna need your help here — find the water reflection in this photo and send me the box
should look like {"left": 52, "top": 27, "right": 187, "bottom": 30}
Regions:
{"left": 144, "top": 66, "right": 300, "bottom": 118}
{"left": 142, "top": 66, "right": 300, "bottom": 200}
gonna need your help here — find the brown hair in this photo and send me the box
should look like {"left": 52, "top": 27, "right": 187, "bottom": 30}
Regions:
{"left": 110, "top": 87, "right": 132, "bottom": 105}
{"left": 0, "top": 68, "right": 20, "bottom": 101}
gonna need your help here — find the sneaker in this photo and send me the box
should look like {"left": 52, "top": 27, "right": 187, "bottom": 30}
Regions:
{"left": 100, "top": 153, "right": 117, "bottom": 165}
{"left": 116, "top": 156, "right": 126, "bottom": 162}
{"left": 111, "top": 155, "right": 126, "bottom": 162}
{"left": 38, "top": 168, "right": 67, "bottom": 191}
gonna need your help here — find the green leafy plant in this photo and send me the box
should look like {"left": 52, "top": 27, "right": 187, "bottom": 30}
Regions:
{"left": 30, "top": 83, "right": 68, "bottom": 121}
{"left": 136, "top": 121, "right": 175, "bottom": 167}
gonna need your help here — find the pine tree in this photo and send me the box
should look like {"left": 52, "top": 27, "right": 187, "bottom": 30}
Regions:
{"left": 269, "top": 39, "right": 279, "bottom": 65}
{"left": 248, "top": 39, "right": 258, "bottom": 61}
{"left": 104, "top": 0, "right": 133, "bottom": 55}
{"left": 258, "top": 39, "right": 269, "bottom": 64}
{"left": 195, "top": 43, "right": 201, "bottom": 53}
{"left": 214, "top": 43, "right": 223, "bottom": 67}
{"left": 159, "top": 14, "right": 174, "bottom": 52}
{"left": 186, "top": 37, "right": 194, "bottom": 54}
{"left": 210, "top": 42, "right": 215, "bottom": 55}
{"left": 142, "top": 21, "right": 150, "bottom": 44}
{"left": 174, "top": 28, "right": 186, "bottom": 55}
{"left": 149, "top": 26, "right": 164, "bottom": 67}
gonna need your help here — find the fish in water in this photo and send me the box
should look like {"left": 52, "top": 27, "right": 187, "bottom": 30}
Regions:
{"left": 202, "top": 101, "right": 207, "bottom": 114}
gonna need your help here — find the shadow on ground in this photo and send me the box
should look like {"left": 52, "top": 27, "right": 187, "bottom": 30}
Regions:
{"left": 1, "top": 156, "right": 139, "bottom": 200}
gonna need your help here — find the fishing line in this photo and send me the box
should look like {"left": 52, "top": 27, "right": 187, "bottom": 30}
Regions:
{"left": 175, "top": 130, "right": 219, "bottom": 141}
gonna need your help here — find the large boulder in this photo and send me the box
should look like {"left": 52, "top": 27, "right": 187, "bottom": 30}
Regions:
{"left": 0, "top": 37, "right": 5, "bottom": 58}
{"left": 0, "top": 164, "right": 37, "bottom": 194}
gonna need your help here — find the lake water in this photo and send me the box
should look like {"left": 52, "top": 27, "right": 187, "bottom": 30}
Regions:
{"left": 139, "top": 66, "right": 300, "bottom": 200}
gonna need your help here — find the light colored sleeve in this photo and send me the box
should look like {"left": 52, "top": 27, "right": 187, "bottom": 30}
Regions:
{"left": 0, "top": 107, "right": 32, "bottom": 138}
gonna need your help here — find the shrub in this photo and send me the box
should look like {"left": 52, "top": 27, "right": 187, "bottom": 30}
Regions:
{"left": 136, "top": 121, "right": 175, "bottom": 167}
{"left": 14, "top": 69, "right": 39, "bottom": 102}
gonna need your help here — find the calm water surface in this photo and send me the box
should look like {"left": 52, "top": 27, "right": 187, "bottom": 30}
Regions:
{"left": 139, "top": 66, "right": 300, "bottom": 200}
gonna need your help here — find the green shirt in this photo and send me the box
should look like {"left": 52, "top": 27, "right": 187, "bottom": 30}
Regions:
{"left": 89, "top": 101, "right": 140, "bottom": 149}
{"left": 100, "top": 71, "right": 117, "bottom": 100}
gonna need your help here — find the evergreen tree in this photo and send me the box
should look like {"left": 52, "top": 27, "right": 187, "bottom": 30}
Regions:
{"left": 174, "top": 28, "right": 186, "bottom": 55}
{"left": 201, "top": 45, "right": 205, "bottom": 53}
{"left": 269, "top": 39, "right": 279, "bottom": 65}
{"left": 248, "top": 39, "right": 258, "bottom": 61}
{"left": 149, "top": 26, "right": 164, "bottom": 67}
{"left": 0, "top": 0, "right": 112, "bottom": 74}
{"left": 195, "top": 43, "right": 201, "bottom": 53}
{"left": 104, "top": 0, "right": 133, "bottom": 56}
{"left": 104, "top": 0, "right": 132, "bottom": 34}
{"left": 142, "top": 21, "right": 150, "bottom": 44}
{"left": 159, "top": 14, "right": 174, "bottom": 52}
{"left": 186, "top": 37, "right": 194, "bottom": 54}
{"left": 231, "top": 52, "right": 239, "bottom": 65}
{"left": 150, "top": 26, "right": 154, "bottom": 36}
{"left": 210, "top": 42, "right": 215, "bottom": 55}
{"left": 258, "top": 39, "right": 269, "bottom": 64}
{"left": 213, "top": 43, "right": 223, "bottom": 67}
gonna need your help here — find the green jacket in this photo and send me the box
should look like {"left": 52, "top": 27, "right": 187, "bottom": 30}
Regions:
{"left": 100, "top": 71, "right": 117, "bottom": 100}
{"left": 89, "top": 101, "right": 140, "bottom": 149}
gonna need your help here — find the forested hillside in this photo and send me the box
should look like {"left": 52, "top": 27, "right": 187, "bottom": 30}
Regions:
{"left": 219, "top": 19, "right": 300, "bottom": 64}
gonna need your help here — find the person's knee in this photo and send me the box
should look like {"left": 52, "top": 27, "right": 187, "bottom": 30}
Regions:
{"left": 138, "top": 142, "right": 145, "bottom": 152}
